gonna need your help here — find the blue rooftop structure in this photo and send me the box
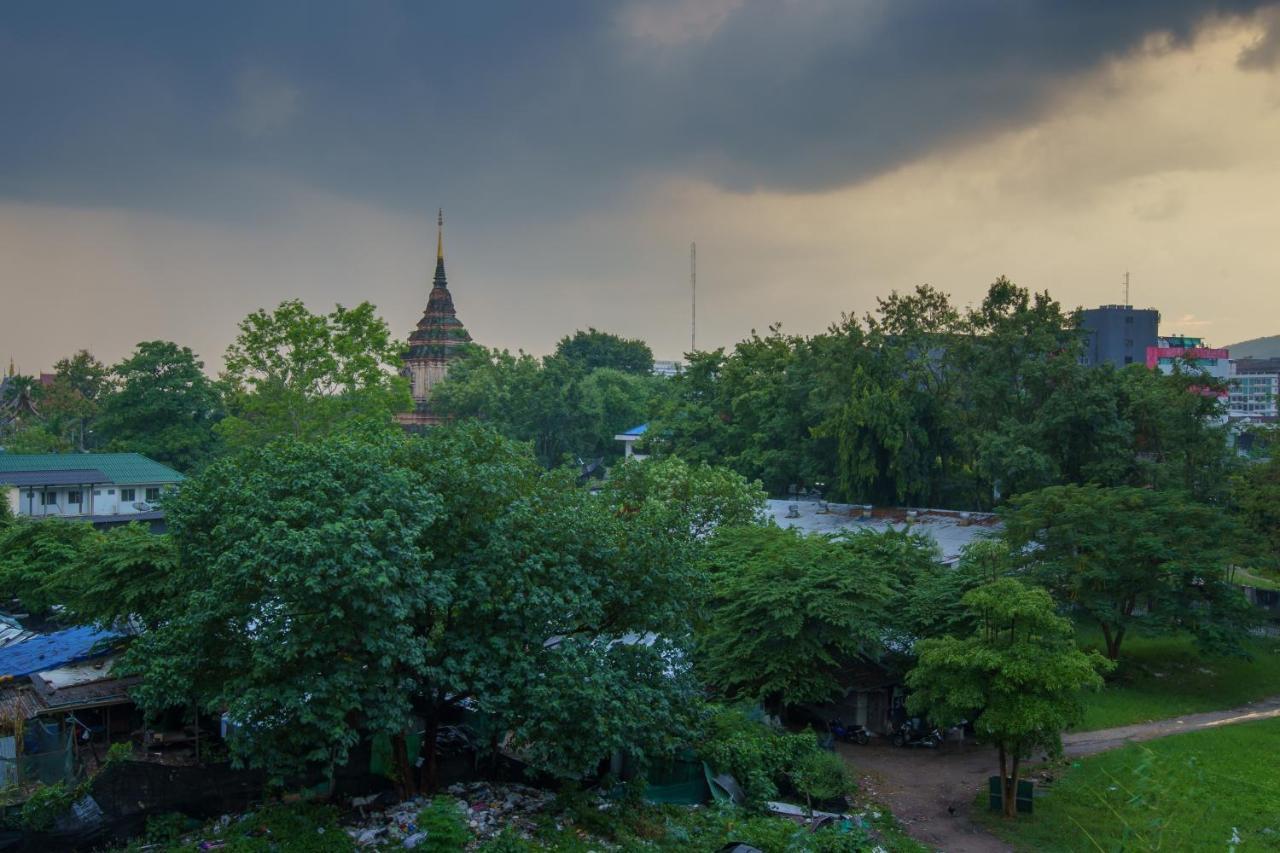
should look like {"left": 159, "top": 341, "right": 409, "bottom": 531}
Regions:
{"left": 0, "top": 626, "right": 121, "bottom": 678}
{"left": 614, "top": 424, "right": 650, "bottom": 459}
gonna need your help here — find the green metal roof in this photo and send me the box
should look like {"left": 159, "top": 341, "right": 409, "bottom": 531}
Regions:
{"left": 0, "top": 453, "right": 184, "bottom": 485}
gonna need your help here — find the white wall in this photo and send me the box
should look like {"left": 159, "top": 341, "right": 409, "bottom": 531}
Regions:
{"left": 15, "top": 483, "right": 170, "bottom": 518}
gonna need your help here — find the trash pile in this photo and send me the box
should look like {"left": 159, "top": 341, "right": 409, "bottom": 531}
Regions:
{"left": 344, "top": 782, "right": 557, "bottom": 848}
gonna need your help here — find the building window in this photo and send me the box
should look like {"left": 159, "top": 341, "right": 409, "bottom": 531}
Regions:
{"left": 67, "top": 490, "right": 82, "bottom": 504}
{"left": 1124, "top": 356, "right": 1133, "bottom": 364}
{"left": 107, "top": 489, "right": 115, "bottom": 495}
{"left": 145, "top": 487, "right": 160, "bottom": 502}
{"left": 120, "top": 488, "right": 135, "bottom": 502}
{"left": 42, "top": 491, "right": 58, "bottom": 506}
{"left": 1125, "top": 316, "right": 1134, "bottom": 324}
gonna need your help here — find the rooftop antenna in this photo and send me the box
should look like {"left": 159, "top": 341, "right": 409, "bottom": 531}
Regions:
{"left": 690, "top": 242, "right": 697, "bottom": 352}
{"left": 1124, "top": 270, "right": 1130, "bottom": 307}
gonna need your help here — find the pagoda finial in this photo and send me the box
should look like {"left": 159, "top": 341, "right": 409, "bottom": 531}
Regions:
{"left": 437, "top": 208, "right": 444, "bottom": 262}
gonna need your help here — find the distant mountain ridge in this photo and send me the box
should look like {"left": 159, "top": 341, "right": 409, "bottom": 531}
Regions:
{"left": 1225, "top": 335, "right": 1280, "bottom": 359}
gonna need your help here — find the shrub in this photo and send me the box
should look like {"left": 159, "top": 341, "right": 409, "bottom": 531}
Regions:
{"left": 696, "top": 707, "right": 826, "bottom": 807}
{"left": 145, "top": 811, "right": 193, "bottom": 845}
{"left": 19, "top": 782, "right": 75, "bottom": 831}
{"left": 416, "top": 796, "right": 470, "bottom": 852}
{"left": 105, "top": 741, "right": 134, "bottom": 764}
{"left": 790, "top": 750, "right": 854, "bottom": 811}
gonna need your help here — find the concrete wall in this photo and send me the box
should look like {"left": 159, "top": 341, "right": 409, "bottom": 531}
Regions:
{"left": 14, "top": 483, "right": 172, "bottom": 518}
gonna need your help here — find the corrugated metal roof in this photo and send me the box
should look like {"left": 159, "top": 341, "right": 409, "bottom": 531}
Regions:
{"left": 0, "top": 469, "right": 111, "bottom": 487}
{"left": 0, "top": 617, "right": 37, "bottom": 650}
{"left": 0, "top": 627, "right": 122, "bottom": 679}
{"left": 0, "top": 453, "right": 183, "bottom": 485}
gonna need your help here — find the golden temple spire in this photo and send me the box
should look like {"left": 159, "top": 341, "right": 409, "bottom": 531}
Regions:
{"left": 436, "top": 208, "right": 444, "bottom": 262}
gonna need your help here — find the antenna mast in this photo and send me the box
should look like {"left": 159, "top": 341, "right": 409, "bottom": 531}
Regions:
{"left": 1124, "top": 270, "right": 1130, "bottom": 306}
{"left": 691, "top": 242, "right": 697, "bottom": 352}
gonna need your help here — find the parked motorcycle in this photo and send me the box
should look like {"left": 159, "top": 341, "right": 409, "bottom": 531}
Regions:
{"left": 890, "top": 720, "right": 942, "bottom": 748}
{"left": 827, "top": 718, "right": 871, "bottom": 745}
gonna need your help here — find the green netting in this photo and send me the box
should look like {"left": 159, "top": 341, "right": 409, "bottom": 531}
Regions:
{"left": 643, "top": 752, "right": 710, "bottom": 805}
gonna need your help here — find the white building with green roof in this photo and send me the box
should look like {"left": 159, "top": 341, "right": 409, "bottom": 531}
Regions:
{"left": 0, "top": 452, "right": 183, "bottom": 527}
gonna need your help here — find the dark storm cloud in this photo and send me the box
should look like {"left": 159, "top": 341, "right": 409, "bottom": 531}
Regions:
{"left": 0, "top": 0, "right": 1275, "bottom": 221}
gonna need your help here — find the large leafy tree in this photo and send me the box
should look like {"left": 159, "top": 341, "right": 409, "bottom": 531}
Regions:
{"left": 907, "top": 579, "right": 1110, "bottom": 819}
{"left": 603, "top": 455, "right": 766, "bottom": 538}
{"left": 1002, "top": 484, "right": 1255, "bottom": 660}
{"left": 0, "top": 518, "right": 100, "bottom": 615}
{"left": 47, "top": 350, "right": 112, "bottom": 450}
{"left": 121, "top": 424, "right": 704, "bottom": 789}
{"left": 217, "top": 300, "right": 410, "bottom": 450}
{"left": 1233, "top": 453, "right": 1280, "bottom": 571}
{"left": 432, "top": 346, "right": 660, "bottom": 465}
{"left": 392, "top": 424, "right": 702, "bottom": 783}
{"left": 554, "top": 328, "right": 654, "bottom": 375}
{"left": 697, "top": 525, "right": 905, "bottom": 712}
{"left": 125, "top": 432, "right": 442, "bottom": 781}
{"left": 98, "top": 341, "right": 223, "bottom": 471}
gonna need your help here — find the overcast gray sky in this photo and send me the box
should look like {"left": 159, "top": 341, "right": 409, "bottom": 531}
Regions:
{"left": 4, "top": 1, "right": 1280, "bottom": 371}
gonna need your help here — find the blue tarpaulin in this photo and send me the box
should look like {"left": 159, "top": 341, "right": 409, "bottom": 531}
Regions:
{"left": 0, "top": 626, "right": 120, "bottom": 678}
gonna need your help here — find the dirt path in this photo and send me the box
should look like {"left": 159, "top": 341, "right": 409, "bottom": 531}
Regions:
{"left": 842, "top": 694, "right": 1280, "bottom": 852}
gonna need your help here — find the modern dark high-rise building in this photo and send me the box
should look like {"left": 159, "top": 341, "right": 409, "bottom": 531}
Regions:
{"left": 1081, "top": 305, "right": 1160, "bottom": 368}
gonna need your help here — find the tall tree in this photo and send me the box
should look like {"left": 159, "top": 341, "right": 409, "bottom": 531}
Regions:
{"left": 217, "top": 300, "right": 410, "bottom": 450}
{"left": 906, "top": 579, "right": 1110, "bottom": 819}
{"left": 1002, "top": 484, "right": 1255, "bottom": 660}
{"left": 125, "top": 431, "right": 442, "bottom": 780}
{"left": 1233, "top": 453, "right": 1280, "bottom": 571}
{"left": 44, "top": 350, "right": 111, "bottom": 450}
{"left": 603, "top": 455, "right": 766, "bottom": 539}
{"left": 123, "top": 424, "right": 702, "bottom": 789}
{"left": 697, "top": 525, "right": 907, "bottom": 712}
{"left": 554, "top": 328, "right": 655, "bottom": 375}
{"left": 0, "top": 518, "right": 100, "bottom": 615}
{"left": 432, "top": 346, "right": 660, "bottom": 465}
{"left": 98, "top": 341, "right": 223, "bottom": 471}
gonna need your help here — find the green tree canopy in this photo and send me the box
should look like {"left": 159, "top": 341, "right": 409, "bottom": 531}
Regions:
{"left": 906, "top": 579, "right": 1110, "bottom": 819}
{"left": 216, "top": 300, "right": 410, "bottom": 450}
{"left": 0, "top": 518, "right": 100, "bottom": 615}
{"left": 98, "top": 341, "right": 223, "bottom": 471}
{"left": 125, "top": 431, "right": 443, "bottom": 781}
{"left": 1233, "top": 453, "right": 1280, "bottom": 571}
{"left": 1001, "top": 484, "right": 1255, "bottom": 660}
{"left": 697, "top": 525, "right": 905, "bottom": 712}
{"left": 553, "top": 328, "right": 655, "bottom": 375}
{"left": 603, "top": 455, "right": 767, "bottom": 539}
{"left": 431, "top": 345, "right": 661, "bottom": 465}
{"left": 121, "top": 424, "right": 703, "bottom": 788}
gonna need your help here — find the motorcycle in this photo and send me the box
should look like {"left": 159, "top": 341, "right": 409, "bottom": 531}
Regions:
{"left": 827, "top": 718, "right": 871, "bottom": 745}
{"left": 890, "top": 720, "right": 943, "bottom": 748}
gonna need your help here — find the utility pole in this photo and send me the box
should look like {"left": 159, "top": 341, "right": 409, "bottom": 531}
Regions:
{"left": 691, "top": 242, "right": 697, "bottom": 352}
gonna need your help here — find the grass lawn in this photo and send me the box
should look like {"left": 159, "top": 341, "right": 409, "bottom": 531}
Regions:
{"left": 978, "top": 717, "right": 1280, "bottom": 852}
{"left": 1235, "top": 567, "right": 1280, "bottom": 591}
{"left": 1074, "top": 629, "right": 1280, "bottom": 732}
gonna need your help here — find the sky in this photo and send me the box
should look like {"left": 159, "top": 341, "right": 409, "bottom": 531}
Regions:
{"left": 4, "top": 0, "right": 1280, "bottom": 372}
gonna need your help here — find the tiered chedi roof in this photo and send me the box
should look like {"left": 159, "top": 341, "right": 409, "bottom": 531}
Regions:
{"left": 397, "top": 209, "right": 473, "bottom": 429}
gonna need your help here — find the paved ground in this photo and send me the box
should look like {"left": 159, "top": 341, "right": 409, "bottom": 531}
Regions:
{"left": 841, "top": 694, "right": 1280, "bottom": 852}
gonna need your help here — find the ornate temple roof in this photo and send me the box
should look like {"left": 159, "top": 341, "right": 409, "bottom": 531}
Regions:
{"left": 405, "top": 209, "right": 472, "bottom": 361}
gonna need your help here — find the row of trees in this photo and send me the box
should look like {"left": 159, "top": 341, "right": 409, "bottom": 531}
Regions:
{"left": 0, "top": 423, "right": 765, "bottom": 791}
{"left": 644, "top": 278, "right": 1232, "bottom": 509}
{"left": 0, "top": 301, "right": 412, "bottom": 471}
{"left": 0, "top": 309, "right": 662, "bottom": 474}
